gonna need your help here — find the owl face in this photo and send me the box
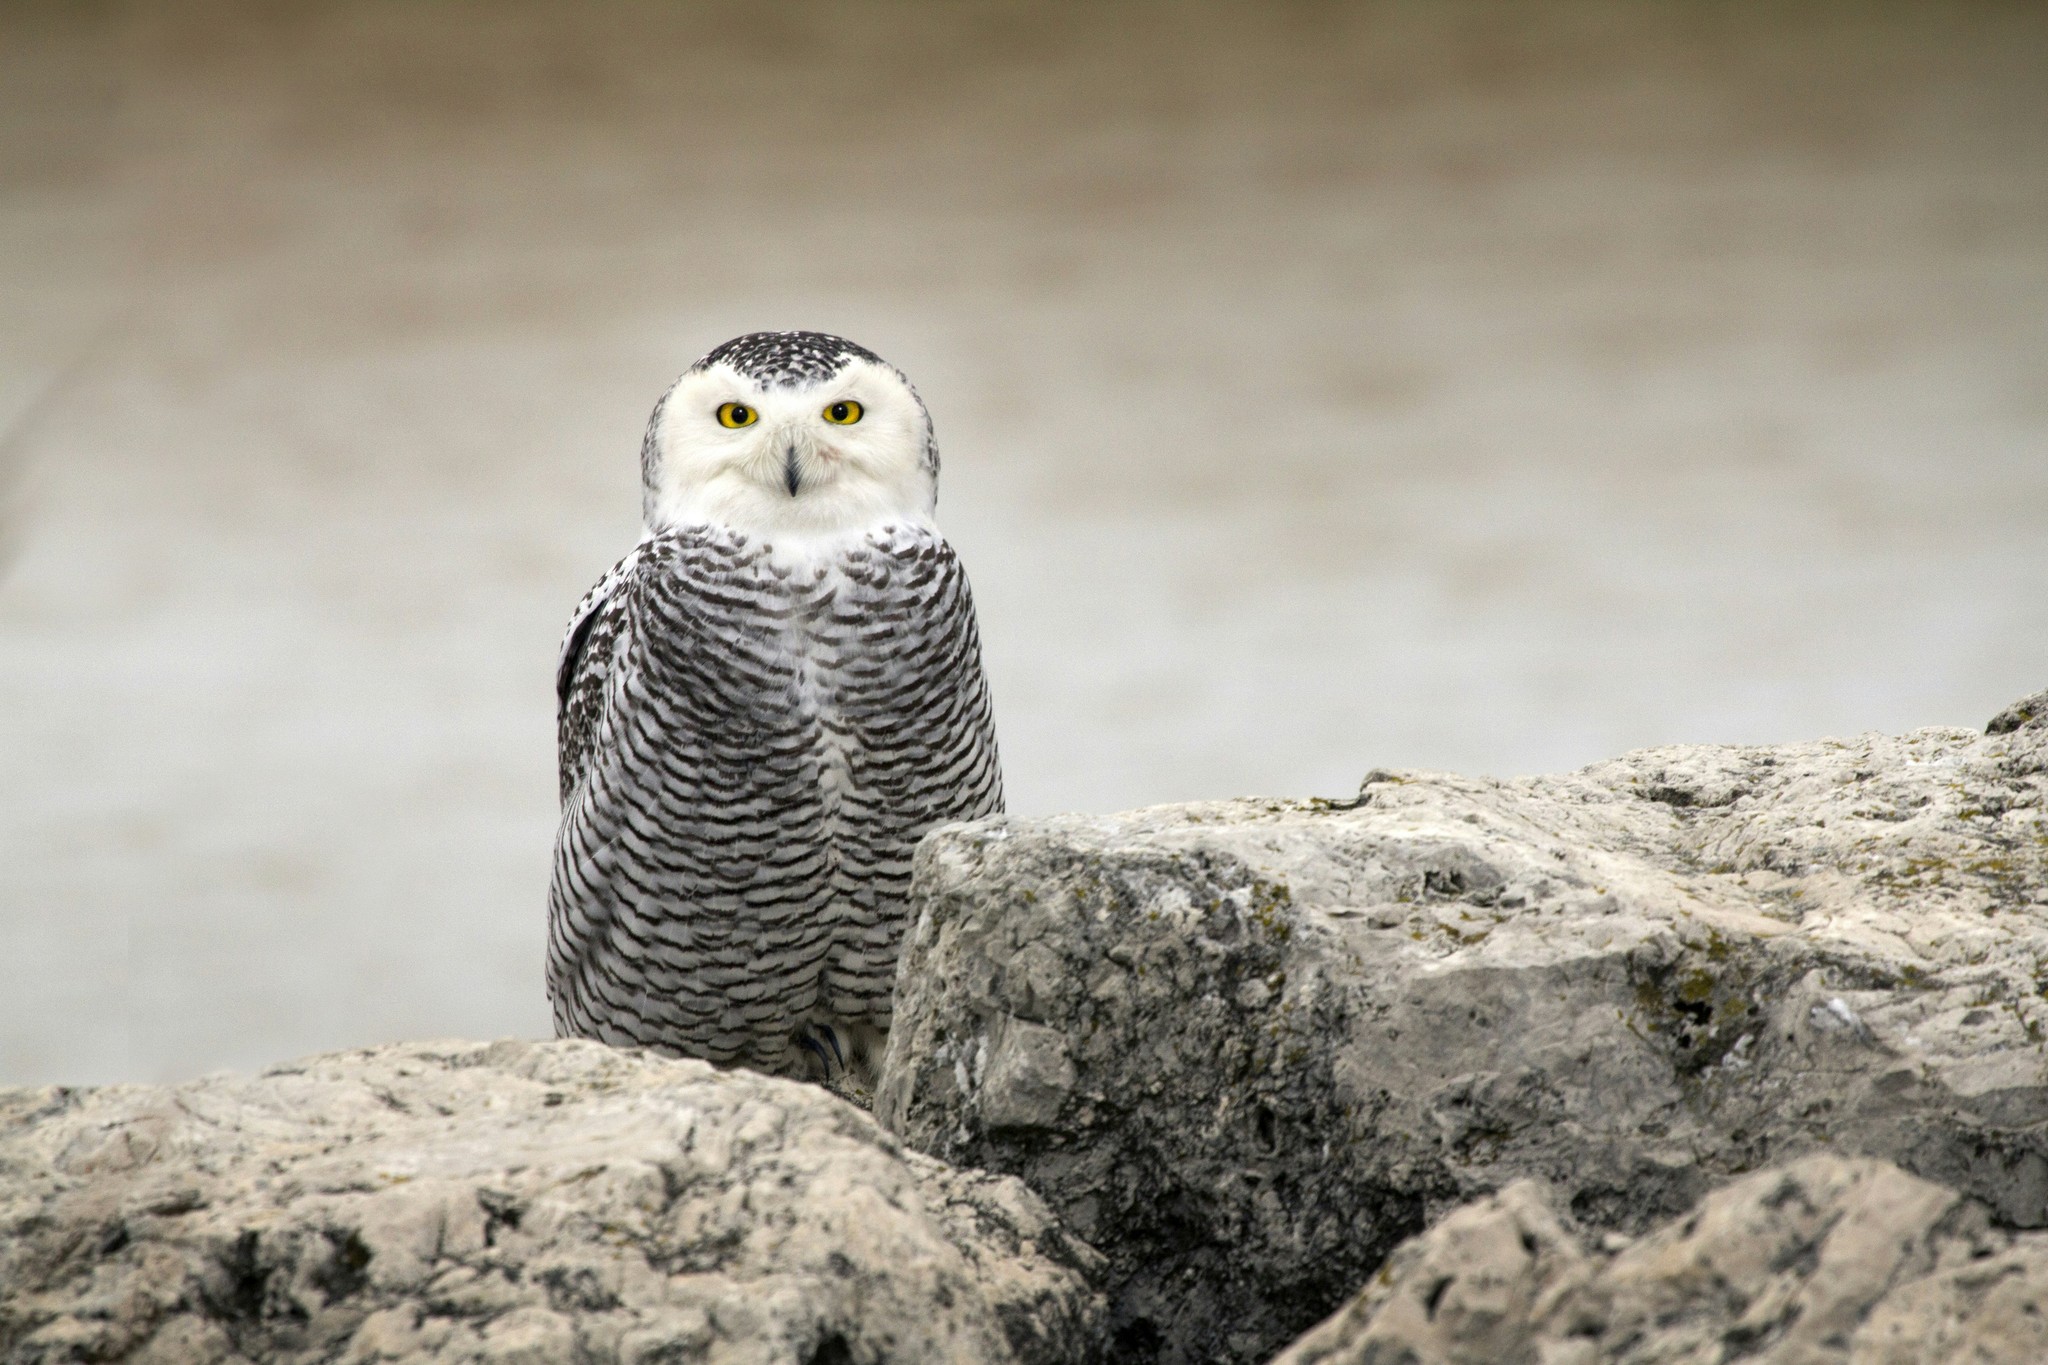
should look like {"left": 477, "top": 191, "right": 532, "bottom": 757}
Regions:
{"left": 642, "top": 333, "right": 937, "bottom": 539}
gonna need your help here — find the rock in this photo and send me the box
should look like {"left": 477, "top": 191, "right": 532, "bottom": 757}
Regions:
{"left": 877, "top": 693, "right": 2048, "bottom": 1364}
{"left": 0, "top": 1039, "right": 1104, "bottom": 1365}
{"left": 1989, "top": 688, "right": 2048, "bottom": 735}
{"left": 1270, "top": 1153, "right": 2048, "bottom": 1365}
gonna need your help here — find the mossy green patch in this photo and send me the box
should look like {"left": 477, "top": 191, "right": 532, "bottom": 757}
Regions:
{"left": 1247, "top": 880, "right": 1294, "bottom": 942}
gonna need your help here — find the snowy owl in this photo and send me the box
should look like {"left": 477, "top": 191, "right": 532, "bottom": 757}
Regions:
{"left": 547, "top": 331, "right": 1003, "bottom": 1089}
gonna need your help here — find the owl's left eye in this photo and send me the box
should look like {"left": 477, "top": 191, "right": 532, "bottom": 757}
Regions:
{"left": 822, "top": 400, "right": 863, "bottom": 425}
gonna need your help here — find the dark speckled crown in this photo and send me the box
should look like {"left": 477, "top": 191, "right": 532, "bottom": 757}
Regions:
{"left": 692, "top": 331, "right": 885, "bottom": 388}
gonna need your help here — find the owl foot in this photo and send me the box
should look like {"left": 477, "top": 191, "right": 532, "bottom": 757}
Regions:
{"left": 795, "top": 1020, "right": 882, "bottom": 1109}
{"left": 797, "top": 1022, "right": 847, "bottom": 1078}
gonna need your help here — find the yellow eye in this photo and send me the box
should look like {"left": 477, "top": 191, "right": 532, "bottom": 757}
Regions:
{"left": 822, "top": 400, "right": 863, "bottom": 425}
{"left": 717, "top": 402, "right": 757, "bottom": 428}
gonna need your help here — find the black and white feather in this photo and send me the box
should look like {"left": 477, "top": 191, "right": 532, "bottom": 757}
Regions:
{"left": 548, "top": 332, "right": 1002, "bottom": 1087}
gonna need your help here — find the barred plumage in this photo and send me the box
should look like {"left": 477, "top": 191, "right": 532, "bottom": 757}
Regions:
{"left": 547, "top": 332, "right": 1002, "bottom": 1087}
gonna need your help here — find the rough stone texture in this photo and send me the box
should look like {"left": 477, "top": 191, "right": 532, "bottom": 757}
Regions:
{"left": 1270, "top": 1153, "right": 2048, "bottom": 1365}
{"left": 877, "top": 694, "right": 2048, "bottom": 1364}
{"left": 1988, "top": 687, "right": 2048, "bottom": 737}
{"left": 0, "top": 1039, "right": 1104, "bottom": 1365}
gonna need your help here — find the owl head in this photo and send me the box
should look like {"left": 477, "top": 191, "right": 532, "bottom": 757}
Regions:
{"left": 639, "top": 331, "right": 939, "bottom": 538}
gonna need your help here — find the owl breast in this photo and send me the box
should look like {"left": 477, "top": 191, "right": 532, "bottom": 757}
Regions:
{"left": 546, "top": 521, "right": 1003, "bottom": 1084}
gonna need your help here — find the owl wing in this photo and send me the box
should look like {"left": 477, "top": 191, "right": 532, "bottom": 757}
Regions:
{"left": 555, "top": 543, "right": 646, "bottom": 805}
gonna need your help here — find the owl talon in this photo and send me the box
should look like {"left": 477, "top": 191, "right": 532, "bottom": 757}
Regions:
{"left": 797, "top": 1023, "right": 846, "bottom": 1080}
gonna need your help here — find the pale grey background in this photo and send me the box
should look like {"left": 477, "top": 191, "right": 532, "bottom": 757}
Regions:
{"left": 4, "top": 0, "right": 2044, "bottom": 1084}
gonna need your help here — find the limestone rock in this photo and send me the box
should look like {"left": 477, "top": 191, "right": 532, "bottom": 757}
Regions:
{"left": 877, "top": 693, "right": 2048, "bottom": 1363}
{"left": 1988, "top": 687, "right": 2048, "bottom": 736}
{"left": 0, "top": 1039, "right": 1104, "bottom": 1365}
{"left": 1270, "top": 1153, "right": 2048, "bottom": 1365}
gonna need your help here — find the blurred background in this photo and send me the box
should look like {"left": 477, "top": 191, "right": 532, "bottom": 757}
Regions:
{"left": 3, "top": 0, "right": 2044, "bottom": 1085}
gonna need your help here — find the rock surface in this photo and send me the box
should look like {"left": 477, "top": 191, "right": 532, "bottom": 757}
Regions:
{"left": 0, "top": 1039, "right": 1104, "bottom": 1365}
{"left": 877, "top": 695, "right": 2048, "bottom": 1363}
{"left": 1271, "top": 1153, "right": 2048, "bottom": 1365}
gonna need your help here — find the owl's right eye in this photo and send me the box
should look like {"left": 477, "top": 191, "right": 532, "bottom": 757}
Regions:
{"left": 717, "top": 402, "right": 758, "bottom": 428}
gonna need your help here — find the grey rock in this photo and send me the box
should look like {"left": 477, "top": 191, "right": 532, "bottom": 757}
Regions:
{"left": 0, "top": 1039, "right": 1104, "bottom": 1365}
{"left": 878, "top": 694, "right": 2048, "bottom": 1363}
{"left": 1270, "top": 1153, "right": 2048, "bottom": 1365}
{"left": 1988, "top": 688, "right": 2048, "bottom": 735}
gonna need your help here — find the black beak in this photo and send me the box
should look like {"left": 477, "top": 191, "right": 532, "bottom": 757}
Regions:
{"left": 783, "top": 446, "right": 801, "bottom": 496}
